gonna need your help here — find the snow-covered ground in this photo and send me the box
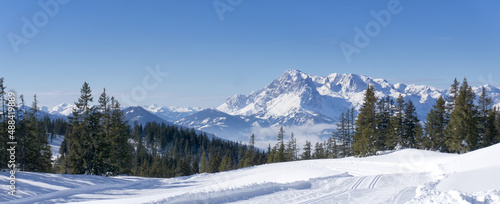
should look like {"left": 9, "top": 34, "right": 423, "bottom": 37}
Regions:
{"left": 2, "top": 144, "right": 500, "bottom": 203}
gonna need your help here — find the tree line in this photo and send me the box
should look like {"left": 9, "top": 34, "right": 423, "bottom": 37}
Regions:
{"left": 0, "top": 78, "right": 58, "bottom": 172}
{"left": 53, "top": 82, "right": 268, "bottom": 177}
{"left": 1, "top": 79, "right": 267, "bottom": 178}
{"left": 352, "top": 78, "right": 500, "bottom": 156}
{"left": 265, "top": 78, "right": 500, "bottom": 160}
{"left": 2, "top": 77, "right": 500, "bottom": 176}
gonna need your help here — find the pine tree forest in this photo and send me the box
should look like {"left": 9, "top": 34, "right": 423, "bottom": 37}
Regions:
{"left": 1, "top": 77, "right": 500, "bottom": 178}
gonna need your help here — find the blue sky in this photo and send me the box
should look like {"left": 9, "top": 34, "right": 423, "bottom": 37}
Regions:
{"left": 1, "top": 0, "right": 499, "bottom": 108}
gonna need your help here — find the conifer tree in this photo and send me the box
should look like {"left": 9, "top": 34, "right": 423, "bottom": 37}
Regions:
{"left": 266, "top": 144, "right": 275, "bottom": 163}
{"left": 375, "top": 96, "right": 391, "bottom": 150}
{"left": 477, "top": 87, "right": 494, "bottom": 147}
{"left": 301, "top": 141, "right": 312, "bottom": 160}
{"left": 424, "top": 96, "right": 447, "bottom": 151}
{"left": 446, "top": 78, "right": 460, "bottom": 115}
{"left": 388, "top": 94, "right": 405, "bottom": 149}
{"left": 445, "top": 78, "right": 478, "bottom": 153}
{"left": 208, "top": 150, "right": 221, "bottom": 173}
{"left": 353, "top": 85, "right": 377, "bottom": 156}
{"left": 249, "top": 133, "right": 255, "bottom": 149}
{"left": 483, "top": 110, "right": 497, "bottom": 147}
{"left": 218, "top": 152, "right": 233, "bottom": 172}
{"left": 286, "top": 132, "right": 298, "bottom": 161}
{"left": 312, "top": 142, "right": 325, "bottom": 159}
{"left": 20, "top": 95, "right": 52, "bottom": 172}
{"left": 108, "top": 97, "right": 133, "bottom": 175}
{"left": 275, "top": 126, "right": 286, "bottom": 162}
{"left": 403, "top": 100, "right": 419, "bottom": 148}
{"left": 200, "top": 150, "right": 209, "bottom": 173}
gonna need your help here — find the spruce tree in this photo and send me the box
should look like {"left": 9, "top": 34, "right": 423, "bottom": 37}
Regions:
{"left": 266, "top": 144, "right": 275, "bottom": 163}
{"left": 477, "top": 87, "right": 494, "bottom": 147}
{"left": 446, "top": 78, "right": 460, "bottom": 116}
{"left": 388, "top": 95, "right": 405, "bottom": 149}
{"left": 301, "top": 141, "right": 312, "bottom": 160}
{"left": 375, "top": 96, "right": 391, "bottom": 150}
{"left": 286, "top": 132, "right": 298, "bottom": 161}
{"left": 108, "top": 98, "right": 133, "bottom": 175}
{"left": 275, "top": 126, "right": 286, "bottom": 162}
{"left": 483, "top": 110, "right": 497, "bottom": 147}
{"left": 402, "top": 100, "right": 419, "bottom": 148}
{"left": 424, "top": 96, "right": 447, "bottom": 151}
{"left": 200, "top": 150, "right": 209, "bottom": 173}
{"left": 208, "top": 150, "right": 221, "bottom": 173}
{"left": 249, "top": 133, "right": 255, "bottom": 149}
{"left": 218, "top": 152, "right": 233, "bottom": 172}
{"left": 312, "top": 142, "right": 325, "bottom": 159}
{"left": 353, "top": 85, "right": 377, "bottom": 156}
{"left": 445, "top": 78, "right": 478, "bottom": 153}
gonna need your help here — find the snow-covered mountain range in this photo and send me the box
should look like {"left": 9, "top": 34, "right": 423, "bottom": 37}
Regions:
{"left": 38, "top": 70, "right": 500, "bottom": 146}
{"left": 142, "top": 105, "right": 203, "bottom": 122}
{"left": 177, "top": 69, "right": 500, "bottom": 143}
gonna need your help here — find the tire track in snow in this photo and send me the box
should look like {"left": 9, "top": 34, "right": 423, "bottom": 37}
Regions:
{"left": 351, "top": 176, "right": 367, "bottom": 190}
{"left": 368, "top": 174, "right": 382, "bottom": 189}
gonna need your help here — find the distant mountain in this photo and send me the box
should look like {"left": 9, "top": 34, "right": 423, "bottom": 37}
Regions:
{"left": 177, "top": 69, "right": 500, "bottom": 143}
{"left": 35, "top": 72, "right": 500, "bottom": 145}
{"left": 143, "top": 104, "right": 202, "bottom": 122}
{"left": 175, "top": 109, "right": 253, "bottom": 141}
{"left": 41, "top": 103, "right": 76, "bottom": 118}
{"left": 18, "top": 105, "right": 62, "bottom": 120}
{"left": 122, "top": 106, "right": 174, "bottom": 126}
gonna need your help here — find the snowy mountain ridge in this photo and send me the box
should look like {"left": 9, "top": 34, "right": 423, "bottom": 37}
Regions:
{"left": 143, "top": 104, "right": 203, "bottom": 122}
{"left": 177, "top": 69, "right": 500, "bottom": 144}
{"left": 36, "top": 70, "right": 500, "bottom": 146}
{"left": 217, "top": 69, "right": 449, "bottom": 124}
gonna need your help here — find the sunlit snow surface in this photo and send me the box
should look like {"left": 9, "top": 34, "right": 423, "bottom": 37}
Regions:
{"left": 2, "top": 144, "right": 500, "bottom": 203}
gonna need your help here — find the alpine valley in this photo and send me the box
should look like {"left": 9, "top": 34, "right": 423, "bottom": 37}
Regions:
{"left": 41, "top": 70, "right": 500, "bottom": 148}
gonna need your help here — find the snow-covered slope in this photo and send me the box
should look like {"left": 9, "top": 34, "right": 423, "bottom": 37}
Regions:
{"left": 3, "top": 143, "right": 500, "bottom": 203}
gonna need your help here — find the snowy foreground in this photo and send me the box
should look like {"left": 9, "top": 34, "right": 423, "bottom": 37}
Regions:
{"left": 2, "top": 145, "right": 500, "bottom": 203}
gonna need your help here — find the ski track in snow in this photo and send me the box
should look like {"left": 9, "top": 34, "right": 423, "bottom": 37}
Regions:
{"left": 2, "top": 144, "right": 500, "bottom": 203}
